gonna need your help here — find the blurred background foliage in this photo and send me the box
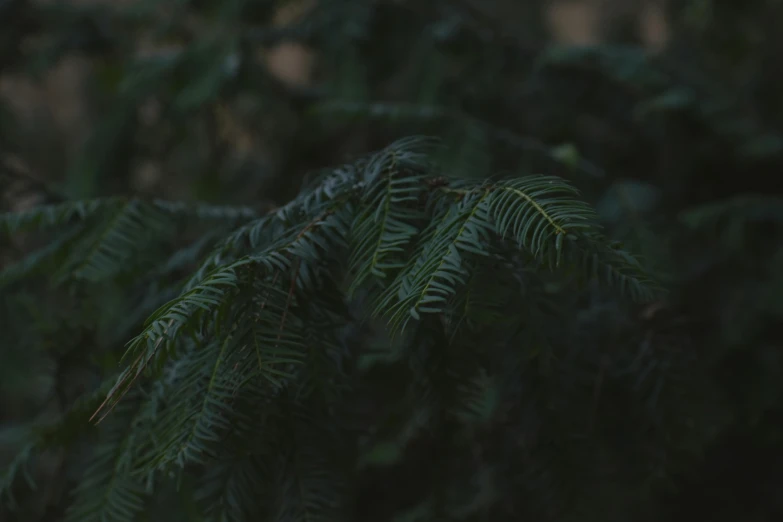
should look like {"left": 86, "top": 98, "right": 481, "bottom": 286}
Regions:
{"left": 1, "top": 0, "right": 783, "bottom": 521}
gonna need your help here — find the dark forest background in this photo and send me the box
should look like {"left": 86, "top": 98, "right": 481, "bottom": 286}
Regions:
{"left": 2, "top": 0, "right": 783, "bottom": 521}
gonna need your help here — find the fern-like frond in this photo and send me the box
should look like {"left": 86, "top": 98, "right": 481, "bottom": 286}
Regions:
{"left": 348, "top": 147, "right": 428, "bottom": 292}
{"left": 373, "top": 173, "right": 645, "bottom": 333}
{"left": 487, "top": 176, "right": 597, "bottom": 259}
{"left": 59, "top": 137, "right": 660, "bottom": 479}
{"left": 136, "top": 336, "right": 243, "bottom": 471}
{"left": 1, "top": 198, "right": 256, "bottom": 287}
{"left": 377, "top": 192, "right": 488, "bottom": 332}
{"left": 92, "top": 261, "right": 249, "bottom": 421}
{"left": 66, "top": 200, "right": 172, "bottom": 282}
{"left": 134, "top": 285, "right": 311, "bottom": 472}
{"left": 234, "top": 289, "right": 309, "bottom": 390}
{"left": 99, "top": 204, "right": 356, "bottom": 419}
{"left": 0, "top": 198, "right": 257, "bottom": 235}
{"left": 186, "top": 138, "right": 438, "bottom": 294}
{"left": 183, "top": 171, "right": 355, "bottom": 292}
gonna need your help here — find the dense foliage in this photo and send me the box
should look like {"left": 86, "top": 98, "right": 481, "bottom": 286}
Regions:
{"left": 2, "top": 1, "right": 783, "bottom": 521}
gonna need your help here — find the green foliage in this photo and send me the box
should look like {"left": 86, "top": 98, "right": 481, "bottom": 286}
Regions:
{"left": 3, "top": 1, "right": 783, "bottom": 521}
{"left": 0, "top": 137, "right": 660, "bottom": 521}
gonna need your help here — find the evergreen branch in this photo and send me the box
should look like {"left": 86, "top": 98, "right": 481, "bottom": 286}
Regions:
{"left": 1, "top": 198, "right": 258, "bottom": 287}
{"left": 0, "top": 137, "right": 664, "bottom": 517}
{"left": 97, "top": 201, "right": 354, "bottom": 420}
{"left": 349, "top": 149, "right": 427, "bottom": 292}
{"left": 374, "top": 173, "right": 646, "bottom": 332}
{"left": 91, "top": 262, "right": 249, "bottom": 422}
{"left": 68, "top": 201, "right": 170, "bottom": 282}
{"left": 136, "top": 337, "right": 242, "bottom": 472}
{"left": 379, "top": 191, "right": 490, "bottom": 333}
{"left": 183, "top": 170, "right": 355, "bottom": 292}
{"left": 487, "top": 176, "right": 597, "bottom": 259}
{"left": 0, "top": 198, "right": 257, "bottom": 237}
